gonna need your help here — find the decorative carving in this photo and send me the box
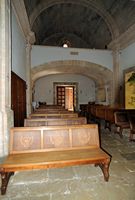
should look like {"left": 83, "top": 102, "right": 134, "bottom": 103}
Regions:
{"left": 50, "top": 133, "right": 65, "bottom": 147}
{"left": 78, "top": 132, "right": 90, "bottom": 146}
{"left": 20, "top": 135, "right": 33, "bottom": 148}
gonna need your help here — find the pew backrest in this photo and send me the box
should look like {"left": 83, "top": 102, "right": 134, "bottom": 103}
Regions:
{"left": 34, "top": 108, "right": 68, "bottom": 113}
{"left": 29, "top": 113, "right": 78, "bottom": 119}
{"left": 10, "top": 124, "right": 99, "bottom": 154}
{"left": 33, "top": 110, "right": 73, "bottom": 114}
{"left": 114, "top": 111, "right": 129, "bottom": 124}
{"left": 24, "top": 117, "right": 87, "bottom": 127}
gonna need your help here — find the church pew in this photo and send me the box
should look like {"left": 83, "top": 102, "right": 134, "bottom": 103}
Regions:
{"left": 38, "top": 105, "right": 65, "bottom": 109}
{"left": 114, "top": 111, "right": 130, "bottom": 138}
{"left": 34, "top": 106, "right": 68, "bottom": 112}
{"left": 0, "top": 124, "right": 111, "bottom": 195}
{"left": 29, "top": 113, "right": 78, "bottom": 119}
{"left": 33, "top": 109, "right": 73, "bottom": 114}
{"left": 128, "top": 114, "right": 135, "bottom": 141}
{"left": 85, "top": 104, "right": 121, "bottom": 130}
{"left": 24, "top": 117, "right": 87, "bottom": 127}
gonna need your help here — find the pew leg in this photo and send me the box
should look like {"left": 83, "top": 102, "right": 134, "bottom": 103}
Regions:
{"left": 105, "top": 121, "right": 111, "bottom": 132}
{"left": 95, "top": 158, "right": 110, "bottom": 181}
{"left": 0, "top": 171, "right": 14, "bottom": 195}
{"left": 129, "top": 130, "right": 135, "bottom": 142}
{"left": 115, "top": 126, "right": 123, "bottom": 138}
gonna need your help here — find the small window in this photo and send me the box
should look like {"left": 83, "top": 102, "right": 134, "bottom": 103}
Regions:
{"left": 63, "top": 43, "right": 68, "bottom": 48}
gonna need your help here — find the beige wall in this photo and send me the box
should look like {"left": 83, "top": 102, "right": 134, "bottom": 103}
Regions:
{"left": 34, "top": 74, "right": 95, "bottom": 108}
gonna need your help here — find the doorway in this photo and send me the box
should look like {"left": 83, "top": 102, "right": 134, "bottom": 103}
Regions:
{"left": 65, "top": 87, "right": 74, "bottom": 111}
{"left": 54, "top": 82, "right": 78, "bottom": 111}
{"left": 57, "top": 86, "right": 74, "bottom": 110}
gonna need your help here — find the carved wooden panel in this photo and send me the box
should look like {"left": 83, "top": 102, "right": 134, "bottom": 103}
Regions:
{"left": 44, "top": 129, "right": 70, "bottom": 148}
{"left": 12, "top": 130, "right": 41, "bottom": 152}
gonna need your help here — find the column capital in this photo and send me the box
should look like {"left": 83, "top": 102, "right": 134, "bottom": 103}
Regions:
{"left": 26, "top": 31, "right": 35, "bottom": 45}
{"left": 26, "top": 41, "right": 32, "bottom": 51}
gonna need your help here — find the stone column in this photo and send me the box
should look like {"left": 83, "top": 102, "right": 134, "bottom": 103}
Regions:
{"left": 112, "top": 49, "right": 121, "bottom": 105}
{"left": 0, "top": 0, "right": 13, "bottom": 156}
{"left": 26, "top": 41, "right": 32, "bottom": 117}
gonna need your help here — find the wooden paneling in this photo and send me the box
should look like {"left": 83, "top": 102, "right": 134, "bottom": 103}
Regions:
{"left": 10, "top": 125, "right": 99, "bottom": 154}
{"left": 11, "top": 71, "right": 26, "bottom": 127}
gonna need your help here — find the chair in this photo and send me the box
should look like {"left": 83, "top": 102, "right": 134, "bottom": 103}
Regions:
{"left": 128, "top": 114, "right": 135, "bottom": 142}
{"left": 114, "top": 111, "right": 130, "bottom": 138}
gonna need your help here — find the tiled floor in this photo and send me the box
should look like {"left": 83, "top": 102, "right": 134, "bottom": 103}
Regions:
{"left": 0, "top": 127, "right": 135, "bottom": 200}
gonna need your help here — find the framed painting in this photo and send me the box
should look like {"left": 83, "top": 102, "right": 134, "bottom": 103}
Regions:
{"left": 124, "top": 66, "right": 135, "bottom": 109}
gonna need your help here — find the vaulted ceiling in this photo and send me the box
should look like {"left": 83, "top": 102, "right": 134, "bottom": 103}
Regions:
{"left": 23, "top": 0, "right": 135, "bottom": 49}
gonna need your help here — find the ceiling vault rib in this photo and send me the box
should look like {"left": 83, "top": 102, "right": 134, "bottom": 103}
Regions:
{"left": 14, "top": 0, "right": 135, "bottom": 49}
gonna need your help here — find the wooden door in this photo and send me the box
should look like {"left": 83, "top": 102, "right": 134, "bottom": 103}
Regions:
{"left": 56, "top": 86, "right": 74, "bottom": 110}
{"left": 11, "top": 71, "right": 26, "bottom": 127}
{"left": 65, "top": 87, "right": 74, "bottom": 111}
{"left": 57, "top": 86, "right": 65, "bottom": 107}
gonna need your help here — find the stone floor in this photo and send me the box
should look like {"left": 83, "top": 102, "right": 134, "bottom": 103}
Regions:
{"left": 0, "top": 127, "right": 135, "bottom": 200}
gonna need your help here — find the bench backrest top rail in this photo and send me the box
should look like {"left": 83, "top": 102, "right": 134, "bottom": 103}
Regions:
{"left": 38, "top": 105, "right": 64, "bottom": 108}
{"left": 29, "top": 113, "right": 78, "bottom": 118}
{"left": 34, "top": 108, "right": 68, "bottom": 111}
{"left": 33, "top": 111, "right": 74, "bottom": 114}
{"left": 25, "top": 117, "right": 86, "bottom": 122}
{"left": 10, "top": 124, "right": 99, "bottom": 154}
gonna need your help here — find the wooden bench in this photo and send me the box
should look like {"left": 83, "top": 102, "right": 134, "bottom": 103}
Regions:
{"left": 24, "top": 117, "right": 87, "bottom": 127}
{"left": 0, "top": 124, "right": 111, "bottom": 195}
{"left": 33, "top": 110, "right": 73, "bottom": 114}
{"left": 29, "top": 112, "right": 78, "bottom": 119}
{"left": 34, "top": 107, "right": 68, "bottom": 113}
{"left": 128, "top": 114, "right": 135, "bottom": 141}
{"left": 114, "top": 111, "right": 130, "bottom": 138}
{"left": 38, "top": 105, "right": 64, "bottom": 109}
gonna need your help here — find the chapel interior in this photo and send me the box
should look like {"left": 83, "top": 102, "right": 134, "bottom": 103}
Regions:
{"left": 0, "top": 0, "right": 135, "bottom": 199}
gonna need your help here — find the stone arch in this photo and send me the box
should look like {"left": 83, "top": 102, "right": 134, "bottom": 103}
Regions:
{"left": 31, "top": 60, "right": 113, "bottom": 104}
{"left": 29, "top": 0, "right": 119, "bottom": 40}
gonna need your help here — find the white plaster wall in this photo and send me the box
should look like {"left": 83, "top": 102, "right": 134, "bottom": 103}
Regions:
{"left": 11, "top": 10, "right": 26, "bottom": 81}
{"left": 34, "top": 74, "right": 95, "bottom": 105}
{"left": 31, "top": 45, "right": 113, "bottom": 70}
{"left": 120, "top": 42, "right": 135, "bottom": 70}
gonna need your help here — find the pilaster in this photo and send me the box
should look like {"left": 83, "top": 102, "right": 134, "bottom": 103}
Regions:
{"left": 112, "top": 48, "right": 121, "bottom": 105}
{"left": 11, "top": 0, "right": 35, "bottom": 117}
{"left": 26, "top": 42, "right": 32, "bottom": 116}
{"left": 0, "top": 0, "right": 13, "bottom": 156}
